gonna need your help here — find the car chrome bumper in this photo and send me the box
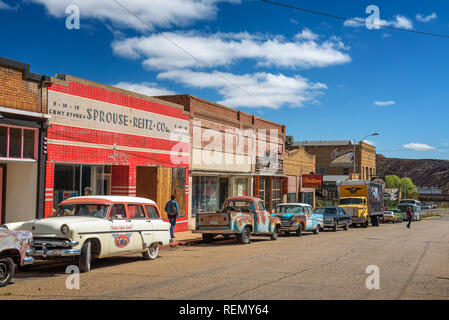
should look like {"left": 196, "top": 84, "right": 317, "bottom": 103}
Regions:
{"left": 280, "top": 223, "right": 299, "bottom": 231}
{"left": 31, "top": 248, "right": 81, "bottom": 258}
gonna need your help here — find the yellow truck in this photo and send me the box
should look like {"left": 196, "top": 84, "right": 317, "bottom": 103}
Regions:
{"left": 337, "top": 180, "right": 384, "bottom": 228}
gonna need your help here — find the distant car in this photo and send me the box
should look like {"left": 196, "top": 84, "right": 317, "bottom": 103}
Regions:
{"left": 397, "top": 203, "right": 422, "bottom": 221}
{"left": 273, "top": 203, "right": 323, "bottom": 236}
{"left": 390, "top": 209, "right": 403, "bottom": 222}
{"left": 383, "top": 211, "right": 399, "bottom": 223}
{"left": 431, "top": 205, "right": 437, "bottom": 209}
{"left": 315, "top": 207, "right": 352, "bottom": 232}
{"left": 2, "top": 196, "right": 171, "bottom": 273}
{"left": 0, "top": 229, "right": 34, "bottom": 287}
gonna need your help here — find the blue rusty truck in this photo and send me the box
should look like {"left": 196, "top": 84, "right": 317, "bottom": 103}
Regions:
{"left": 193, "top": 196, "right": 282, "bottom": 244}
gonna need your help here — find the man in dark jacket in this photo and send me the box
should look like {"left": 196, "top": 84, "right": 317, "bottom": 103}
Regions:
{"left": 406, "top": 206, "right": 413, "bottom": 229}
{"left": 165, "top": 195, "right": 179, "bottom": 242}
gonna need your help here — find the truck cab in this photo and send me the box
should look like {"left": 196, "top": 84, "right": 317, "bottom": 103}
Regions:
{"left": 193, "top": 196, "right": 281, "bottom": 244}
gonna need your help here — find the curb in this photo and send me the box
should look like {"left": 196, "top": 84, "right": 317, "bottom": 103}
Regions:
{"left": 160, "top": 238, "right": 203, "bottom": 250}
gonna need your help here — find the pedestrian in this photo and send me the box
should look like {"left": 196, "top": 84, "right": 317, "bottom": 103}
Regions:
{"left": 406, "top": 206, "right": 413, "bottom": 229}
{"left": 165, "top": 195, "right": 179, "bottom": 242}
{"left": 84, "top": 187, "right": 93, "bottom": 196}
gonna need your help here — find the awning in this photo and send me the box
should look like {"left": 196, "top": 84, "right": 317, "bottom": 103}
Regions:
{"left": 330, "top": 151, "right": 354, "bottom": 167}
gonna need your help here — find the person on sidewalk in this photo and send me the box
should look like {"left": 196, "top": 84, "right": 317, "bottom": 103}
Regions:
{"left": 406, "top": 206, "right": 413, "bottom": 229}
{"left": 165, "top": 195, "right": 179, "bottom": 242}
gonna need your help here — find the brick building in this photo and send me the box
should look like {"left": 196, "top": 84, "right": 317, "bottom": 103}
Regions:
{"left": 0, "top": 57, "right": 50, "bottom": 224}
{"left": 293, "top": 140, "right": 377, "bottom": 200}
{"left": 284, "top": 145, "right": 316, "bottom": 207}
{"left": 45, "top": 75, "right": 190, "bottom": 231}
{"left": 155, "top": 95, "right": 286, "bottom": 227}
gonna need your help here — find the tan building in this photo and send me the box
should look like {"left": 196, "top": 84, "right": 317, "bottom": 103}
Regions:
{"left": 293, "top": 140, "right": 377, "bottom": 201}
{"left": 156, "top": 94, "right": 286, "bottom": 226}
{"left": 0, "top": 57, "right": 51, "bottom": 224}
{"left": 284, "top": 145, "right": 316, "bottom": 207}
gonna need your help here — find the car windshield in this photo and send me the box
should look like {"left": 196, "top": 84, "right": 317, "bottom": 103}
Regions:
{"left": 315, "top": 208, "right": 337, "bottom": 215}
{"left": 339, "top": 198, "right": 363, "bottom": 205}
{"left": 54, "top": 204, "right": 110, "bottom": 218}
{"left": 397, "top": 204, "right": 414, "bottom": 213}
{"left": 222, "top": 200, "right": 254, "bottom": 213}
{"left": 275, "top": 206, "right": 304, "bottom": 214}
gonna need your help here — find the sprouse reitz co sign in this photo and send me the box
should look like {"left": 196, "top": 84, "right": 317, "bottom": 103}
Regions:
{"left": 48, "top": 90, "right": 189, "bottom": 141}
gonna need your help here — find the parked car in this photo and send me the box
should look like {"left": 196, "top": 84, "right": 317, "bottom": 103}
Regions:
{"left": 193, "top": 196, "right": 281, "bottom": 244}
{"left": 397, "top": 203, "right": 422, "bottom": 221}
{"left": 0, "top": 229, "right": 34, "bottom": 287}
{"left": 390, "top": 209, "right": 403, "bottom": 222}
{"left": 273, "top": 203, "right": 323, "bottom": 236}
{"left": 2, "top": 196, "right": 170, "bottom": 272}
{"left": 315, "top": 207, "right": 352, "bottom": 232}
{"left": 383, "top": 211, "right": 399, "bottom": 223}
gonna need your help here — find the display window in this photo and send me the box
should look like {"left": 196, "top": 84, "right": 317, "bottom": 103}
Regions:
{"left": 0, "top": 125, "right": 37, "bottom": 160}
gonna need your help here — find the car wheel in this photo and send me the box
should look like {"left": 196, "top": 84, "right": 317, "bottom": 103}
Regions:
{"left": 79, "top": 240, "right": 92, "bottom": 273}
{"left": 202, "top": 234, "right": 215, "bottom": 243}
{"left": 313, "top": 225, "right": 320, "bottom": 235}
{"left": 271, "top": 225, "right": 280, "bottom": 240}
{"left": 295, "top": 225, "right": 302, "bottom": 237}
{"left": 0, "top": 257, "right": 14, "bottom": 288}
{"left": 240, "top": 226, "right": 251, "bottom": 245}
{"left": 343, "top": 222, "right": 349, "bottom": 231}
{"left": 142, "top": 243, "right": 159, "bottom": 260}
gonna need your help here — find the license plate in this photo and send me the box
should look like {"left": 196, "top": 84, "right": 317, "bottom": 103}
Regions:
{"left": 210, "top": 220, "right": 218, "bottom": 225}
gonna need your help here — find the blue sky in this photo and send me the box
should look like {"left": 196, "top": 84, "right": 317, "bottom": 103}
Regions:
{"left": 1, "top": 0, "right": 448, "bottom": 159}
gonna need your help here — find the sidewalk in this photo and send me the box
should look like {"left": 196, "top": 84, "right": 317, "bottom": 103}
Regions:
{"left": 160, "top": 230, "right": 203, "bottom": 250}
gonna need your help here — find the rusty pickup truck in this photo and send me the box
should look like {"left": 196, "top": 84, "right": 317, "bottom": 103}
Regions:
{"left": 193, "top": 196, "right": 281, "bottom": 244}
{"left": 0, "top": 229, "right": 34, "bottom": 287}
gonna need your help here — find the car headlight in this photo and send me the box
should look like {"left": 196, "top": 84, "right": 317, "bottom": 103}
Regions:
{"left": 60, "top": 224, "right": 70, "bottom": 235}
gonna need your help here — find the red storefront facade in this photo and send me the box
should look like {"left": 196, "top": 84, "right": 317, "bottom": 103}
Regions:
{"left": 44, "top": 75, "right": 190, "bottom": 231}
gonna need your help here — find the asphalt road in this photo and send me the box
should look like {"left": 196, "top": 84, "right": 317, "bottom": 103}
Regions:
{"left": 2, "top": 214, "right": 449, "bottom": 300}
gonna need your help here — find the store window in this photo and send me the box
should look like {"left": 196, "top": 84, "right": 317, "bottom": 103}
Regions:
{"left": 192, "top": 176, "right": 220, "bottom": 216}
{"left": 272, "top": 179, "right": 282, "bottom": 208}
{"left": 302, "top": 192, "right": 314, "bottom": 206}
{"left": 234, "top": 178, "right": 248, "bottom": 197}
{"left": 0, "top": 126, "right": 37, "bottom": 160}
{"left": 287, "top": 193, "right": 296, "bottom": 203}
{"left": 259, "top": 178, "right": 265, "bottom": 203}
{"left": 53, "top": 164, "right": 111, "bottom": 209}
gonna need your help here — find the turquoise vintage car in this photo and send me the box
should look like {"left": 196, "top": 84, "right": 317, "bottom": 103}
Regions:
{"left": 272, "top": 203, "right": 323, "bottom": 236}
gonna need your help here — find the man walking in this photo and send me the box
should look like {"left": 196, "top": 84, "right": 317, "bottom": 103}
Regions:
{"left": 165, "top": 195, "right": 179, "bottom": 242}
{"left": 406, "top": 206, "right": 413, "bottom": 229}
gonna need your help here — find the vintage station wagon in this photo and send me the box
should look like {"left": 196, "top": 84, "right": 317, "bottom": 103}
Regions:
{"left": 2, "top": 196, "right": 170, "bottom": 272}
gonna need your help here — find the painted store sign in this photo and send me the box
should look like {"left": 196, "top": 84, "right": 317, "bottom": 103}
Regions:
{"left": 48, "top": 90, "right": 189, "bottom": 142}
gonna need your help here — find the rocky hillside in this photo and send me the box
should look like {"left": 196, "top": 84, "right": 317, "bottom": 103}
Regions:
{"left": 376, "top": 155, "right": 449, "bottom": 193}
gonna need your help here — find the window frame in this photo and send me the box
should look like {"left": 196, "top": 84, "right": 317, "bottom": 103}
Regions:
{"left": 145, "top": 204, "right": 161, "bottom": 219}
{"left": 126, "top": 203, "right": 148, "bottom": 219}
{"left": 0, "top": 125, "right": 38, "bottom": 160}
{"left": 109, "top": 203, "right": 127, "bottom": 220}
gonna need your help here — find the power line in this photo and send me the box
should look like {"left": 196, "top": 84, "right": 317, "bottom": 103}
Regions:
{"left": 111, "top": 0, "right": 275, "bottom": 109}
{"left": 259, "top": 0, "right": 449, "bottom": 39}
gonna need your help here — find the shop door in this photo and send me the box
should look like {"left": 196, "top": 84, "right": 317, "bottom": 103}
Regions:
{"left": 219, "top": 178, "right": 228, "bottom": 209}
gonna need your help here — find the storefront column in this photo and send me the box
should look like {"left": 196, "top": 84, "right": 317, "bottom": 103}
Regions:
{"left": 111, "top": 165, "right": 136, "bottom": 196}
{"left": 44, "top": 161, "right": 54, "bottom": 217}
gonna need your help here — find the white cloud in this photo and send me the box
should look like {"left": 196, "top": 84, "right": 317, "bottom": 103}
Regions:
{"left": 416, "top": 13, "right": 437, "bottom": 23}
{"left": 374, "top": 100, "right": 396, "bottom": 106}
{"left": 403, "top": 143, "right": 436, "bottom": 151}
{"left": 295, "top": 28, "right": 319, "bottom": 41}
{"left": 344, "top": 15, "right": 413, "bottom": 30}
{"left": 112, "top": 31, "right": 351, "bottom": 70}
{"left": 157, "top": 69, "right": 327, "bottom": 109}
{"left": 28, "top": 0, "right": 238, "bottom": 30}
{"left": 0, "top": 0, "right": 16, "bottom": 10}
{"left": 113, "top": 81, "right": 175, "bottom": 96}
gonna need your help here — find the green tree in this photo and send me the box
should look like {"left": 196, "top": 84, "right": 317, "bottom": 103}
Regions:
{"left": 400, "top": 177, "right": 418, "bottom": 199}
{"left": 385, "top": 175, "right": 402, "bottom": 188}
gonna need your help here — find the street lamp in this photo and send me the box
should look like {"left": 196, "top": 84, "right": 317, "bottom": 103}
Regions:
{"left": 353, "top": 132, "right": 380, "bottom": 178}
